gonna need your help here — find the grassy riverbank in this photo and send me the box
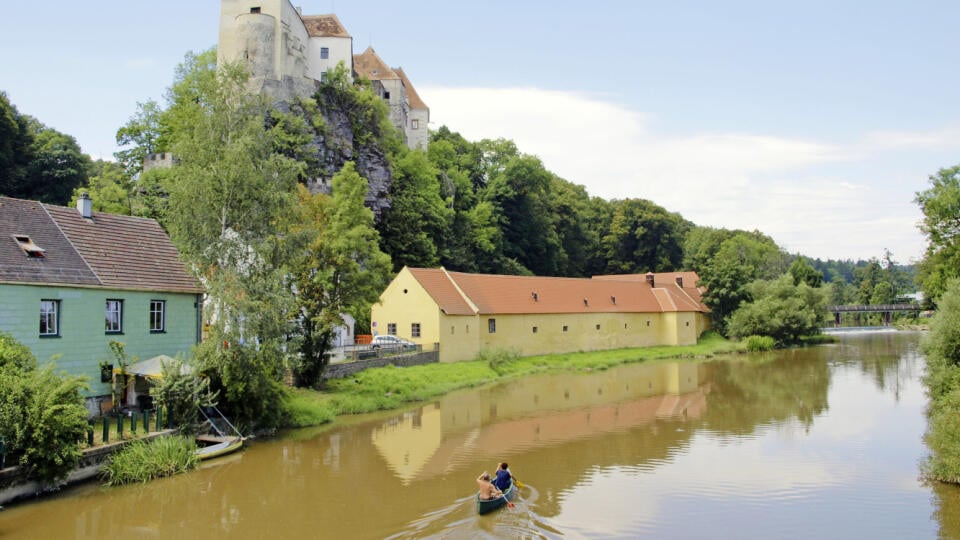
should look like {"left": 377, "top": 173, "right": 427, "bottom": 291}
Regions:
{"left": 283, "top": 332, "right": 742, "bottom": 429}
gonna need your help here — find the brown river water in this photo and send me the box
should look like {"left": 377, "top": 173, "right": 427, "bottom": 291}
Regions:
{"left": 2, "top": 330, "right": 960, "bottom": 539}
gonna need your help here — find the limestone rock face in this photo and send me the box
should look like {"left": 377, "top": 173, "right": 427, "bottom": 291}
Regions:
{"left": 279, "top": 94, "right": 393, "bottom": 221}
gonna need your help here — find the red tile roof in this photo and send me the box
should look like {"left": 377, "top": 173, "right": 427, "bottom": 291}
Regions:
{"left": 395, "top": 67, "right": 428, "bottom": 110}
{"left": 405, "top": 267, "right": 707, "bottom": 316}
{"left": 0, "top": 196, "right": 203, "bottom": 294}
{"left": 353, "top": 46, "right": 399, "bottom": 80}
{"left": 301, "top": 14, "right": 350, "bottom": 38}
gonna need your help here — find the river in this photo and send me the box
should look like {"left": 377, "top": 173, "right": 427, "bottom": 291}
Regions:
{"left": 2, "top": 330, "right": 959, "bottom": 539}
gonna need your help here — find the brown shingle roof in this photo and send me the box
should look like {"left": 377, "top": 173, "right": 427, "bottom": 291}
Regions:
{"left": 353, "top": 46, "right": 398, "bottom": 80}
{"left": 0, "top": 197, "right": 100, "bottom": 285}
{"left": 0, "top": 196, "right": 203, "bottom": 294}
{"left": 302, "top": 14, "right": 350, "bottom": 38}
{"left": 406, "top": 267, "right": 707, "bottom": 315}
{"left": 394, "top": 67, "right": 428, "bottom": 110}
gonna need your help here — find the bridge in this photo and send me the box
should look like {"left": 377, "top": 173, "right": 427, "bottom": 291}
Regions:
{"left": 826, "top": 303, "right": 922, "bottom": 325}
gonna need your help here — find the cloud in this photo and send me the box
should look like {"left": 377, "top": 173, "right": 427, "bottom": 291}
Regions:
{"left": 420, "top": 86, "right": 947, "bottom": 261}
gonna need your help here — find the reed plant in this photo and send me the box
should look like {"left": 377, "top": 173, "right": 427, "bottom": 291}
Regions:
{"left": 100, "top": 435, "right": 198, "bottom": 486}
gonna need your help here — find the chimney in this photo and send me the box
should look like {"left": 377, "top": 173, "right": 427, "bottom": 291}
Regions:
{"left": 645, "top": 272, "right": 655, "bottom": 287}
{"left": 675, "top": 276, "right": 683, "bottom": 288}
{"left": 77, "top": 192, "right": 92, "bottom": 218}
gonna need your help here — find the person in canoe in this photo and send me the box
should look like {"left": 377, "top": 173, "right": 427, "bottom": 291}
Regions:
{"left": 477, "top": 471, "right": 503, "bottom": 501}
{"left": 492, "top": 462, "right": 512, "bottom": 491}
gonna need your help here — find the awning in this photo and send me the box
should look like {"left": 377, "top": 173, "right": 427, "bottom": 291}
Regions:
{"left": 114, "top": 355, "right": 191, "bottom": 379}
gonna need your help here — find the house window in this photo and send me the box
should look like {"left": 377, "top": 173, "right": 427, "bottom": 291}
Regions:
{"left": 411, "top": 119, "right": 419, "bottom": 130}
{"left": 250, "top": 7, "right": 261, "bottom": 13}
{"left": 646, "top": 320, "right": 651, "bottom": 327}
{"left": 451, "top": 326, "right": 455, "bottom": 335}
{"left": 488, "top": 318, "right": 496, "bottom": 333}
{"left": 39, "top": 300, "right": 60, "bottom": 336}
{"left": 320, "top": 71, "right": 328, "bottom": 83}
{"left": 383, "top": 91, "right": 390, "bottom": 99}
{"left": 105, "top": 300, "right": 123, "bottom": 333}
{"left": 320, "top": 47, "right": 329, "bottom": 59}
{"left": 387, "top": 323, "right": 397, "bottom": 336}
{"left": 150, "top": 300, "right": 166, "bottom": 333}
{"left": 411, "top": 323, "right": 421, "bottom": 338}
{"left": 596, "top": 324, "right": 601, "bottom": 330}
{"left": 532, "top": 326, "right": 538, "bottom": 334}
{"left": 562, "top": 325, "right": 568, "bottom": 332}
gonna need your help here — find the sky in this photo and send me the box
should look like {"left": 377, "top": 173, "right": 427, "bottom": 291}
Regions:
{"left": 3, "top": 1, "right": 959, "bottom": 263}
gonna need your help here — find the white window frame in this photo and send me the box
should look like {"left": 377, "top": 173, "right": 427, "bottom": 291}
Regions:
{"left": 40, "top": 299, "right": 59, "bottom": 336}
{"left": 105, "top": 299, "right": 123, "bottom": 333}
{"left": 150, "top": 300, "right": 166, "bottom": 333}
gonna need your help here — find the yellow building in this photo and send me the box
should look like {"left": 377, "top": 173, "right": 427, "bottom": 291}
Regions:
{"left": 371, "top": 267, "right": 711, "bottom": 362}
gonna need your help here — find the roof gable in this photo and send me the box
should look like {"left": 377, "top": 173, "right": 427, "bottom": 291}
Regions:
{"left": 395, "top": 67, "right": 428, "bottom": 110}
{"left": 353, "top": 46, "right": 398, "bottom": 80}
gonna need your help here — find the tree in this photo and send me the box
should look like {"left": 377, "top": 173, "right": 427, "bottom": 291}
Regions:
{"left": 378, "top": 149, "right": 450, "bottom": 271}
{"left": 0, "top": 91, "right": 33, "bottom": 198}
{"left": 158, "top": 58, "right": 302, "bottom": 429}
{"left": 696, "top": 230, "right": 785, "bottom": 333}
{"left": 601, "top": 198, "right": 689, "bottom": 274}
{"left": 290, "top": 165, "right": 392, "bottom": 387}
{"left": 916, "top": 165, "right": 960, "bottom": 306}
{"left": 921, "top": 279, "right": 960, "bottom": 482}
{"left": 727, "top": 275, "right": 827, "bottom": 345}
{"left": 70, "top": 160, "right": 132, "bottom": 215}
{"left": 0, "top": 332, "right": 88, "bottom": 484}
{"left": 788, "top": 257, "right": 824, "bottom": 288}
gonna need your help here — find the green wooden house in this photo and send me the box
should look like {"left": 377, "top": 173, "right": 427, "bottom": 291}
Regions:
{"left": 0, "top": 195, "right": 204, "bottom": 411}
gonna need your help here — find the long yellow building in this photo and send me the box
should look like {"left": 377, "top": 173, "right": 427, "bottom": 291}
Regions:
{"left": 371, "top": 267, "right": 711, "bottom": 362}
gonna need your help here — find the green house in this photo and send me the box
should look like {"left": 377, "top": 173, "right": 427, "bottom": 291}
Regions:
{"left": 0, "top": 195, "right": 204, "bottom": 410}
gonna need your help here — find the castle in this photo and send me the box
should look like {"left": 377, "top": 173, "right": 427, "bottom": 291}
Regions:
{"left": 217, "top": 0, "right": 429, "bottom": 150}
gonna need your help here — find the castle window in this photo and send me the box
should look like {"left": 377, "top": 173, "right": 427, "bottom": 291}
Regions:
{"left": 321, "top": 71, "right": 328, "bottom": 83}
{"left": 320, "top": 47, "right": 329, "bottom": 59}
{"left": 250, "top": 7, "right": 261, "bottom": 13}
{"left": 383, "top": 91, "right": 390, "bottom": 100}
{"left": 411, "top": 119, "right": 420, "bottom": 130}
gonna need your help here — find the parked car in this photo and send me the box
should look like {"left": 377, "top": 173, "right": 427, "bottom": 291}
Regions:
{"left": 370, "top": 335, "right": 417, "bottom": 351}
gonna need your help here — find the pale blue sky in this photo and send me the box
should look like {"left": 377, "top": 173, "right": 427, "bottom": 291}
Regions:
{"left": 3, "top": 1, "right": 958, "bottom": 262}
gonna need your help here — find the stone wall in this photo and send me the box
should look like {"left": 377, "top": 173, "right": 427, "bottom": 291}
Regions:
{"left": 0, "top": 431, "right": 174, "bottom": 506}
{"left": 323, "top": 349, "right": 439, "bottom": 379}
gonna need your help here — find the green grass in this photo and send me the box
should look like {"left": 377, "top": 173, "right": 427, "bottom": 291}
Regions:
{"left": 279, "top": 331, "right": 742, "bottom": 429}
{"left": 99, "top": 435, "right": 199, "bottom": 486}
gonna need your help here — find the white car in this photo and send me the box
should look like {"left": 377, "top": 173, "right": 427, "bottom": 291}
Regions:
{"left": 370, "top": 335, "right": 416, "bottom": 350}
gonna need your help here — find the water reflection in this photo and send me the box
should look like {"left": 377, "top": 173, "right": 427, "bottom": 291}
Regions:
{"left": 0, "top": 332, "right": 943, "bottom": 540}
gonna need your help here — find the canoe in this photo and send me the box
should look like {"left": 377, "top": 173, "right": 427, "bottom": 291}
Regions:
{"left": 195, "top": 435, "right": 244, "bottom": 461}
{"left": 477, "top": 482, "right": 517, "bottom": 515}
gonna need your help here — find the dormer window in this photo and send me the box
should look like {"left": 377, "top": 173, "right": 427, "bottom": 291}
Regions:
{"left": 13, "top": 235, "right": 45, "bottom": 258}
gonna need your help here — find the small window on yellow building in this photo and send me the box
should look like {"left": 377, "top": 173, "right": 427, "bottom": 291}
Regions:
{"left": 595, "top": 324, "right": 600, "bottom": 330}
{"left": 412, "top": 322, "right": 421, "bottom": 337}
{"left": 451, "top": 326, "right": 455, "bottom": 335}
{"left": 532, "top": 326, "right": 538, "bottom": 333}
{"left": 387, "top": 323, "right": 397, "bottom": 336}
{"left": 646, "top": 320, "right": 651, "bottom": 327}
{"left": 488, "top": 318, "right": 496, "bottom": 333}
{"left": 562, "top": 325, "right": 568, "bottom": 332}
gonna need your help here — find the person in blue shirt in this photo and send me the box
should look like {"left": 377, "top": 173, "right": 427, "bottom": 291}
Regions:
{"left": 492, "top": 462, "right": 512, "bottom": 491}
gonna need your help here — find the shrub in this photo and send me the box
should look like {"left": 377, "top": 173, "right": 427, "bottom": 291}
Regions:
{"left": 743, "top": 335, "right": 776, "bottom": 351}
{"left": 0, "top": 333, "right": 89, "bottom": 484}
{"left": 100, "top": 435, "right": 199, "bottom": 486}
{"left": 479, "top": 347, "right": 521, "bottom": 375}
